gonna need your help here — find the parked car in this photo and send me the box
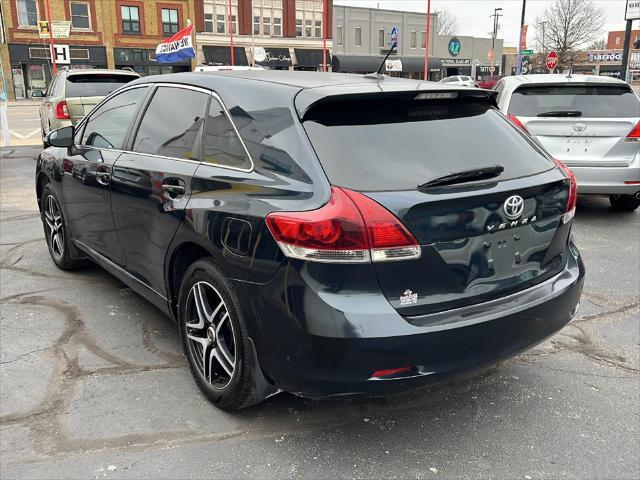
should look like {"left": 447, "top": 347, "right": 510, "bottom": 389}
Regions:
{"left": 494, "top": 74, "right": 640, "bottom": 211}
{"left": 36, "top": 71, "right": 584, "bottom": 410}
{"left": 439, "top": 75, "right": 478, "bottom": 87}
{"left": 477, "top": 75, "right": 505, "bottom": 89}
{"left": 32, "top": 68, "right": 140, "bottom": 147}
{"left": 194, "top": 65, "right": 265, "bottom": 72}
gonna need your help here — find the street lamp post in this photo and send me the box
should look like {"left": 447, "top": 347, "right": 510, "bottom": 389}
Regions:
{"left": 424, "top": 0, "right": 431, "bottom": 80}
{"left": 490, "top": 7, "right": 502, "bottom": 81}
{"left": 515, "top": 0, "right": 527, "bottom": 75}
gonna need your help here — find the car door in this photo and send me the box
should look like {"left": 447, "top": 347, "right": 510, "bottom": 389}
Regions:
{"left": 111, "top": 84, "right": 209, "bottom": 296}
{"left": 60, "top": 85, "right": 151, "bottom": 266}
{"left": 40, "top": 74, "right": 59, "bottom": 134}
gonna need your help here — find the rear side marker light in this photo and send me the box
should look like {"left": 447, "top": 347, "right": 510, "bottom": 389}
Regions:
{"left": 371, "top": 366, "right": 413, "bottom": 379}
{"left": 266, "top": 187, "right": 421, "bottom": 264}
{"left": 55, "top": 101, "right": 70, "bottom": 120}
{"left": 626, "top": 121, "right": 640, "bottom": 142}
{"left": 507, "top": 114, "right": 530, "bottom": 134}
{"left": 554, "top": 159, "right": 578, "bottom": 224}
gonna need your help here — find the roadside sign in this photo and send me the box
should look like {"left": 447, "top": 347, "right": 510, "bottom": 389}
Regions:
{"left": 625, "top": 0, "right": 640, "bottom": 20}
{"left": 51, "top": 44, "right": 71, "bottom": 65}
{"left": 390, "top": 27, "right": 398, "bottom": 47}
{"left": 521, "top": 49, "right": 534, "bottom": 55}
{"left": 38, "top": 21, "right": 71, "bottom": 39}
{"left": 546, "top": 51, "right": 558, "bottom": 71}
{"left": 385, "top": 59, "right": 402, "bottom": 72}
{"left": 489, "top": 66, "right": 496, "bottom": 73}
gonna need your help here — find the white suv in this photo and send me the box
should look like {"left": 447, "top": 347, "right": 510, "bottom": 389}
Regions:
{"left": 494, "top": 74, "right": 640, "bottom": 211}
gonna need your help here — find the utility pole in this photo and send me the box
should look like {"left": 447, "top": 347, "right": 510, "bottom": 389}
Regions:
{"left": 322, "top": 0, "right": 327, "bottom": 72}
{"left": 251, "top": 0, "right": 255, "bottom": 66}
{"left": 490, "top": 8, "right": 502, "bottom": 81}
{"left": 44, "top": 0, "right": 57, "bottom": 75}
{"left": 424, "top": 0, "right": 431, "bottom": 80}
{"left": 515, "top": 0, "right": 526, "bottom": 75}
{"left": 228, "top": 0, "right": 234, "bottom": 66}
{"left": 621, "top": 19, "right": 632, "bottom": 82}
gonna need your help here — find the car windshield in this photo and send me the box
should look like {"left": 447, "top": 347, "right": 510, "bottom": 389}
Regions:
{"left": 65, "top": 73, "right": 138, "bottom": 97}
{"left": 508, "top": 84, "right": 639, "bottom": 118}
{"left": 303, "top": 96, "right": 553, "bottom": 191}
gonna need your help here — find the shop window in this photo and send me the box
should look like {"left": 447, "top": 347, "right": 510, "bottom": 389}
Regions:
{"left": 121, "top": 5, "right": 141, "bottom": 34}
{"left": 378, "top": 28, "right": 385, "bottom": 48}
{"left": 161, "top": 8, "right": 179, "bottom": 37}
{"left": 355, "top": 27, "right": 362, "bottom": 47}
{"left": 337, "top": 25, "right": 343, "bottom": 46}
{"left": 410, "top": 30, "right": 417, "bottom": 49}
{"left": 70, "top": 2, "right": 91, "bottom": 30}
{"left": 422, "top": 31, "right": 426, "bottom": 49}
{"left": 17, "top": 0, "right": 38, "bottom": 27}
{"left": 204, "top": 0, "right": 236, "bottom": 34}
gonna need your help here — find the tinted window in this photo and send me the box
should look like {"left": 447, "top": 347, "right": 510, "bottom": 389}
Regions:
{"left": 202, "top": 98, "right": 251, "bottom": 169}
{"left": 508, "top": 85, "right": 640, "bottom": 118}
{"left": 65, "top": 73, "right": 139, "bottom": 97}
{"left": 133, "top": 87, "right": 208, "bottom": 160}
{"left": 81, "top": 86, "right": 148, "bottom": 149}
{"left": 303, "top": 96, "right": 553, "bottom": 191}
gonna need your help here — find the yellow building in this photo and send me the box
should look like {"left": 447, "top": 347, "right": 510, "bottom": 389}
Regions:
{"left": 1, "top": 0, "right": 196, "bottom": 99}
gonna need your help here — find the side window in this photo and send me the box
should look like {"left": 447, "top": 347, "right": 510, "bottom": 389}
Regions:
{"left": 493, "top": 80, "right": 505, "bottom": 104}
{"left": 81, "top": 86, "right": 148, "bottom": 149}
{"left": 202, "top": 97, "right": 252, "bottom": 170}
{"left": 133, "top": 87, "right": 208, "bottom": 160}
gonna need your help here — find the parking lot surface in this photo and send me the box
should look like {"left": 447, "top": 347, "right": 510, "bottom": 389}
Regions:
{"left": 1, "top": 146, "right": 639, "bottom": 479}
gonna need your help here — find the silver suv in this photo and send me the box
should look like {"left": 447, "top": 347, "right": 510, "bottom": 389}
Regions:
{"left": 32, "top": 68, "right": 139, "bottom": 146}
{"left": 494, "top": 74, "right": 640, "bottom": 211}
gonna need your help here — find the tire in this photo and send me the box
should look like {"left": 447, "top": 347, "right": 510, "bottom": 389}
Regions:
{"left": 609, "top": 194, "right": 640, "bottom": 212}
{"left": 178, "top": 258, "right": 260, "bottom": 411}
{"left": 40, "top": 185, "right": 85, "bottom": 270}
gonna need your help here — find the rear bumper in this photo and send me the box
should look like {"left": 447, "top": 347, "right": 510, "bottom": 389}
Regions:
{"left": 568, "top": 157, "right": 640, "bottom": 195}
{"left": 243, "top": 242, "right": 585, "bottom": 399}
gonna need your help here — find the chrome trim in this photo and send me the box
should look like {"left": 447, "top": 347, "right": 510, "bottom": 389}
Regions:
{"left": 72, "top": 239, "right": 168, "bottom": 301}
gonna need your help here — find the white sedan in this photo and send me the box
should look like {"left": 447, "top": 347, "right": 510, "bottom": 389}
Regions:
{"left": 439, "top": 75, "right": 478, "bottom": 87}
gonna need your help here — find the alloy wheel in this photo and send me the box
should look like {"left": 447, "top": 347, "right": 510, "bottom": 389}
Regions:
{"left": 43, "top": 194, "right": 64, "bottom": 259}
{"left": 184, "top": 281, "right": 237, "bottom": 389}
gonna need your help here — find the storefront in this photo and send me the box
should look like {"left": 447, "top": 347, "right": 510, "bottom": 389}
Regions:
{"left": 8, "top": 44, "right": 107, "bottom": 98}
{"left": 202, "top": 46, "right": 249, "bottom": 66}
{"left": 114, "top": 48, "right": 191, "bottom": 77}
{"left": 441, "top": 58, "right": 472, "bottom": 77}
{"left": 253, "top": 47, "right": 292, "bottom": 70}
{"left": 294, "top": 49, "right": 331, "bottom": 71}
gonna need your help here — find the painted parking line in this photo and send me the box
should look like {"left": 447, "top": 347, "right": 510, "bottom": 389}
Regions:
{"left": 10, "top": 129, "right": 40, "bottom": 139}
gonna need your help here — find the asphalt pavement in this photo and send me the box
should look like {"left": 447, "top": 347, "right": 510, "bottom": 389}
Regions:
{"left": 1, "top": 146, "right": 639, "bottom": 480}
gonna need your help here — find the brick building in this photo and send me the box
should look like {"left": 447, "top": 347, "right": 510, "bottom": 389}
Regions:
{"left": 194, "top": 0, "right": 333, "bottom": 71}
{"left": 0, "top": 0, "right": 196, "bottom": 99}
{"left": 607, "top": 29, "right": 640, "bottom": 50}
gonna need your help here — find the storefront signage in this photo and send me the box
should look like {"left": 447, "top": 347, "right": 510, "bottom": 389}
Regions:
{"left": 253, "top": 47, "right": 291, "bottom": 64}
{"left": 385, "top": 59, "right": 402, "bottom": 72}
{"left": 441, "top": 58, "right": 470, "bottom": 65}
{"left": 37, "top": 20, "right": 71, "bottom": 39}
{"left": 626, "top": 0, "right": 640, "bottom": 20}
{"left": 448, "top": 38, "right": 461, "bottom": 57}
{"left": 587, "top": 51, "right": 623, "bottom": 62}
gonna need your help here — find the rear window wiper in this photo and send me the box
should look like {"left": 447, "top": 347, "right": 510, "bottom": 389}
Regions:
{"left": 418, "top": 165, "right": 504, "bottom": 189}
{"left": 536, "top": 110, "right": 582, "bottom": 117}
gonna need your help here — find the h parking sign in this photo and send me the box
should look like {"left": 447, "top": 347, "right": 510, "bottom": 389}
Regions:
{"left": 51, "top": 44, "right": 71, "bottom": 65}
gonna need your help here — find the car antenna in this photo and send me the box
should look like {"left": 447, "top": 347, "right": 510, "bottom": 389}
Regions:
{"left": 365, "top": 30, "right": 398, "bottom": 80}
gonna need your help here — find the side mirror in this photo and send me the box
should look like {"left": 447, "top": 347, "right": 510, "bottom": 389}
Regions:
{"left": 46, "top": 126, "right": 74, "bottom": 148}
{"left": 31, "top": 89, "right": 45, "bottom": 98}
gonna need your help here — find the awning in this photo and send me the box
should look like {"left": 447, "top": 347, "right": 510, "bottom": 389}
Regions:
{"left": 294, "top": 48, "right": 331, "bottom": 68}
{"left": 332, "top": 54, "right": 440, "bottom": 73}
{"left": 253, "top": 47, "right": 292, "bottom": 68}
{"left": 202, "top": 46, "right": 248, "bottom": 66}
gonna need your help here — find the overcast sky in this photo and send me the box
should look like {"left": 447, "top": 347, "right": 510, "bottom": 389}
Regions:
{"left": 334, "top": 0, "right": 638, "bottom": 47}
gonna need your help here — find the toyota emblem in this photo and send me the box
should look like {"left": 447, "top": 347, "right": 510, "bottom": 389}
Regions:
{"left": 503, "top": 195, "right": 524, "bottom": 220}
{"left": 573, "top": 122, "right": 587, "bottom": 132}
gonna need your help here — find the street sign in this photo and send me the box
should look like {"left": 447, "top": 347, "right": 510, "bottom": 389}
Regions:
{"left": 38, "top": 20, "right": 71, "bottom": 39}
{"left": 390, "top": 27, "right": 398, "bottom": 47}
{"left": 546, "top": 51, "right": 558, "bottom": 71}
{"left": 51, "top": 44, "right": 71, "bottom": 65}
{"left": 625, "top": 0, "right": 640, "bottom": 20}
{"left": 521, "top": 49, "right": 534, "bottom": 55}
{"left": 489, "top": 66, "right": 496, "bottom": 73}
{"left": 385, "top": 59, "right": 402, "bottom": 72}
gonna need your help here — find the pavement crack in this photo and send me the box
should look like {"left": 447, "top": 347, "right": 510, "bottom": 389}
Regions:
{"left": 0, "top": 344, "right": 58, "bottom": 364}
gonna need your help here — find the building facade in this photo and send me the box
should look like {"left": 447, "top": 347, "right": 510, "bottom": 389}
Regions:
{"left": 332, "top": 5, "right": 502, "bottom": 81}
{"left": 607, "top": 29, "right": 640, "bottom": 50}
{"left": 194, "top": 0, "right": 333, "bottom": 71}
{"left": 1, "top": 0, "right": 196, "bottom": 99}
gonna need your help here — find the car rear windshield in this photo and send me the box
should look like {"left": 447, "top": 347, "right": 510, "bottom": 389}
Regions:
{"left": 508, "top": 84, "right": 639, "bottom": 118}
{"left": 65, "top": 73, "right": 138, "bottom": 97}
{"left": 303, "top": 96, "right": 553, "bottom": 191}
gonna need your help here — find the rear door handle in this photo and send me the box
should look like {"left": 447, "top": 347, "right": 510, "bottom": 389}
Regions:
{"left": 162, "top": 184, "right": 185, "bottom": 196}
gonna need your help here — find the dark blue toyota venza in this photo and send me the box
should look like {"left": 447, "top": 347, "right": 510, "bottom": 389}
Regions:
{"left": 35, "top": 71, "right": 585, "bottom": 410}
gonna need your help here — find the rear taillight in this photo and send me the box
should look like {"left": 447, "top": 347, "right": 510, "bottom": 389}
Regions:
{"left": 554, "top": 159, "right": 577, "bottom": 223}
{"left": 55, "top": 101, "right": 70, "bottom": 120}
{"left": 626, "top": 121, "right": 640, "bottom": 142}
{"left": 507, "top": 113, "right": 530, "bottom": 134}
{"left": 265, "top": 187, "right": 421, "bottom": 263}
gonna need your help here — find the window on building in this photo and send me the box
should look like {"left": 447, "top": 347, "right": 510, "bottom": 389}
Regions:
{"left": 204, "top": 0, "right": 236, "bottom": 34}
{"left": 378, "top": 28, "right": 385, "bottom": 48}
{"left": 17, "top": 0, "right": 38, "bottom": 27}
{"left": 410, "top": 30, "right": 417, "bottom": 49}
{"left": 616, "top": 37, "right": 621, "bottom": 46}
{"left": 422, "top": 31, "right": 426, "bottom": 49}
{"left": 70, "top": 2, "right": 90, "bottom": 30}
{"left": 203, "top": 98, "right": 251, "bottom": 170}
{"left": 253, "top": 1, "right": 282, "bottom": 37}
{"left": 355, "top": 27, "right": 362, "bottom": 47}
{"left": 296, "top": 1, "right": 322, "bottom": 38}
{"left": 121, "top": 5, "right": 141, "bottom": 34}
{"left": 161, "top": 8, "right": 179, "bottom": 37}
{"left": 337, "top": 25, "right": 343, "bottom": 46}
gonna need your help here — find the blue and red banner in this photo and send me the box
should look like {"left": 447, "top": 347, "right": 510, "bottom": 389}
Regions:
{"left": 155, "top": 24, "right": 196, "bottom": 63}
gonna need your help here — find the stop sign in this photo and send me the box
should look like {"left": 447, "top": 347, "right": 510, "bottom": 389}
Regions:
{"left": 546, "top": 51, "right": 558, "bottom": 71}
